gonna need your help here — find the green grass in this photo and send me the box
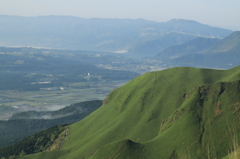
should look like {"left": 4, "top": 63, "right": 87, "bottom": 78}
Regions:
{"left": 223, "top": 149, "right": 240, "bottom": 159}
{"left": 22, "top": 66, "right": 240, "bottom": 159}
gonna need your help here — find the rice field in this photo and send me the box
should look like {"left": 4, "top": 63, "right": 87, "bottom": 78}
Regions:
{"left": 0, "top": 80, "right": 128, "bottom": 119}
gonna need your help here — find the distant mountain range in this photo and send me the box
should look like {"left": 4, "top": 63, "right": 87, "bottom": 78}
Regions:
{"left": 0, "top": 15, "right": 233, "bottom": 57}
{"left": 155, "top": 31, "right": 240, "bottom": 69}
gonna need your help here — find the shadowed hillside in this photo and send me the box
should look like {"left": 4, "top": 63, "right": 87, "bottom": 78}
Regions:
{"left": 0, "top": 100, "right": 102, "bottom": 148}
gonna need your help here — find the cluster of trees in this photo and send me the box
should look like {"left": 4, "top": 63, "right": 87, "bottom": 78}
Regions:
{"left": 0, "top": 100, "right": 102, "bottom": 147}
{"left": 0, "top": 124, "right": 67, "bottom": 159}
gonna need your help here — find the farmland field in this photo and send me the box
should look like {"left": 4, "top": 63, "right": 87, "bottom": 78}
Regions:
{"left": 0, "top": 80, "right": 127, "bottom": 120}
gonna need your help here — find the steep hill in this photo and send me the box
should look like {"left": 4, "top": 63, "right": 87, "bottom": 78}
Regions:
{"left": 0, "top": 15, "right": 232, "bottom": 56}
{"left": 21, "top": 66, "right": 240, "bottom": 159}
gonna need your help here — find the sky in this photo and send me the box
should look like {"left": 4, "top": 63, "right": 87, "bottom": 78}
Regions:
{"left": 0, "top": 0, "right": 239, "bottom": 30}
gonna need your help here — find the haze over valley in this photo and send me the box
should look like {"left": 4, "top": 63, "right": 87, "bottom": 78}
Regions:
{"left": 0, "top": 0, "right": 240, "bottom": 158}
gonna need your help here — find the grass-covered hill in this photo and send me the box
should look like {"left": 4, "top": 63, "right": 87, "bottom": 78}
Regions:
{"left": 22, "top": 66, "right": 240, "bottom": 159}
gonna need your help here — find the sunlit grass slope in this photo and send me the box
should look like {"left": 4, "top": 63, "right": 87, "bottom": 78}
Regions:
{"left": 23, "top": 66, "right": 240, "bottom": 159}
{"left": 223, "top": 149, "right": 240, "bottom": 159}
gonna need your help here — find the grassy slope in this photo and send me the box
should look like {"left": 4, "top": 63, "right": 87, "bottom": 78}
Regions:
{"left": 223, "top": 149, "right": 240, "bottom": 159}
{"left": 22, "top": 66, "right": 240, "bottom": 159}
{"left": 143, "top": 80, "right": 240, "bottom": 158}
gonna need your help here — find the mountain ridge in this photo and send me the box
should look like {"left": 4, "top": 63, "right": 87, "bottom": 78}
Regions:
{"left": 0, "top": 15, "right": 232, "bottom": 56}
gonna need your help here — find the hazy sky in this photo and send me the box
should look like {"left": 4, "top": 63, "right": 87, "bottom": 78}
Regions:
{"left": 0, "top": 0, "right": 239, "bottom": 30}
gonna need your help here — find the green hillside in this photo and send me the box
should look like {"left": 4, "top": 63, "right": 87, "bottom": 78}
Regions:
{"left": 22, "top": 66, "right": 240, "bottom": 159}
{"left": 223, "top": 148, "right": 240, "bottom": 159}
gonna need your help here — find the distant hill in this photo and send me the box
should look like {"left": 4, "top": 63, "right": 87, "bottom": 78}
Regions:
{"left": 0, "top": 100, "right": 102, "bottom": 147}
{"left": 209, "top": 31, "right": 240, "bottom": 53}
{"left": 156, "top": 37, "right": 220, "bottom": 59}
{"left": 156, "top": 31, "right": 240, "bottom": 69}
{"left": 20, "top": 66, "right": 240, "bottom": 159}
{"left": 0, "top": 15, "right": 232, "bottom": 57}
{"left": 129, "top": 19, "right": 233, "bottom": 57}
{"left": 165, "top": 19, "right": 231, "bottom": 36}
{"left": 128, "top": 32, "right": 198, "bottom": 57}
